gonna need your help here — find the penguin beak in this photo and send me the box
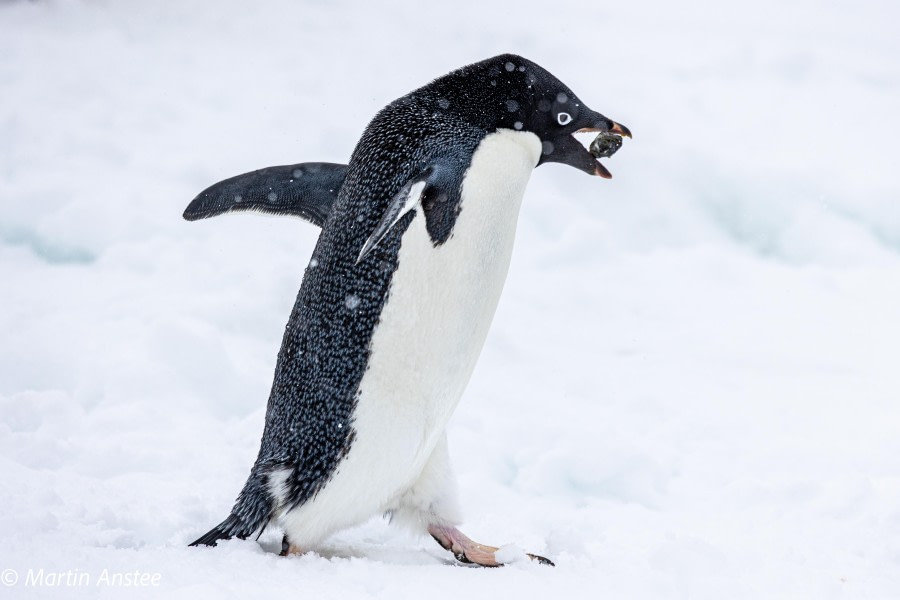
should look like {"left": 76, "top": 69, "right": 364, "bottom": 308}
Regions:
{"left": 607, "top": 122, "right": 633, "bottom": 138}
{"left": 537, "top": 112, "right": 631, "bottom": 179}
{"left": 576, "top": 119, "right": 631, "bottom": 179}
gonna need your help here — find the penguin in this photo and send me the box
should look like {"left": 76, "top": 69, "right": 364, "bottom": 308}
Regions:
{"left": 185, "top": 53, "right": 630, "bottom": 567}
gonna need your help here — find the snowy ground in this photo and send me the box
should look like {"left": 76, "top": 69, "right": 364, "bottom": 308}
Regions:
{"left": 2, "top": 0, "right": 899, "bottom": 598}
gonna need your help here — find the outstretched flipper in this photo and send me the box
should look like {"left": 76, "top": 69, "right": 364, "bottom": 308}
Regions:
{"left": 184, "top": 162, "right": 348, "bottom": 227}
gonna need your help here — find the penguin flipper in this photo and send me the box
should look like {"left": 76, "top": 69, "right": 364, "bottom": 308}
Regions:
{"left": 183, "top": 162, "right": 348, "bottom": 227}
{"left": 356, "top": 158, "right": 465, "bottom": 263}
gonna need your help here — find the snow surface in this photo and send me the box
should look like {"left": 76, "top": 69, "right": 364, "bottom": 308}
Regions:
{"left": 1, "top": 0, "right": 899, "bottom": 598}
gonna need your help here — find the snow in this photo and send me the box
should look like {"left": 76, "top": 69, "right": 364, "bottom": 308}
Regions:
{"left": 345, "top": 295, "right": 361, "bottom": 310}
{"left": 1, "top": 0, "right": 899, "bottom": 598}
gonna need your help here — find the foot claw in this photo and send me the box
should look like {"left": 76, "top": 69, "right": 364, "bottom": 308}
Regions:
{"left": 428, "top": 524, "right": 553, "bottom": 568}
{"left": 527, "top": 552, "right": 555, "bottom": 567}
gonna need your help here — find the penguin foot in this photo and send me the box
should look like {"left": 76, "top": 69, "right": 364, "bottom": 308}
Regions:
{"left": 427, "top": 524, "right": 554, "bottom": 567}
{"left": 279, "top": 534, "right": 304, "bottom": 557}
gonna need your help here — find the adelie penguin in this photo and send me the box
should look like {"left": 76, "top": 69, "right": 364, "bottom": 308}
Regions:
{"left": 185, "top": 53, "right": 630, "bottom": 567}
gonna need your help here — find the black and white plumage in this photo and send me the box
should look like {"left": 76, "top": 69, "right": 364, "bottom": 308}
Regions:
{"left": 185, "top": 53, "right": 630, "bottom": 565}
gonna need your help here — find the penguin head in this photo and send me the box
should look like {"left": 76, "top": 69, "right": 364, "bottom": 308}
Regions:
{"left": 429, "top": 54, "right": 630, "bottom": 178}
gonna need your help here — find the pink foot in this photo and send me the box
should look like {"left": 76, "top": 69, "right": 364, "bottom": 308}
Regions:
{"left": 427, "top": 524, "right": 554, "bottom": 567}
{"left": 279, "top": 535, "right": 303, "bottom": 556}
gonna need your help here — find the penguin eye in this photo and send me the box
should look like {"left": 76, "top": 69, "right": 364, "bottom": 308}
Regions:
{"left": 557, "top": 112, "right": 573, "bottom": 126}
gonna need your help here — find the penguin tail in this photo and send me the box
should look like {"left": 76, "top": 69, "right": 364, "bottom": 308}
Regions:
{"left": 188, "top": 514, "right": 245, "bottom": 547}
{"left": 189, "top": 469, "right": 276, "bottom": 547}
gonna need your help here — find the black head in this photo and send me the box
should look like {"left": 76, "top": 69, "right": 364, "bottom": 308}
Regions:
{"left": 423, "top": 53, "right": 631, "bottom": 178}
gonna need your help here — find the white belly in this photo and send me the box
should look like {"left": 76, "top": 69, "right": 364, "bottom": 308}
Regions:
{"left": 277, "top": 129, "right": 542, "bottom": 545}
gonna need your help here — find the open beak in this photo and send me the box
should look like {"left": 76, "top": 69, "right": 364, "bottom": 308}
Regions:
{"left": 537, "top": 112, "right": 631, "bottom": 179}
{"left": 611, "top": 122, "right": 633, "bottom": 138}
{"left": 577, "top": 121, "right": 632, "bottom": 178}
{"left": 582, "top": 121, "right": 632, "bottom": 138}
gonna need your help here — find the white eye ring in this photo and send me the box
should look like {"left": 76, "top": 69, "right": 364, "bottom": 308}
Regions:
{"left": 557, "top": 112, "right": 572, "bottom": 125}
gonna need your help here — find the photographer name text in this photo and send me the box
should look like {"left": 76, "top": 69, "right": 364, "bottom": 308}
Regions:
{"left": 4, "top": 568, "right": 162, "bottom": 587}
